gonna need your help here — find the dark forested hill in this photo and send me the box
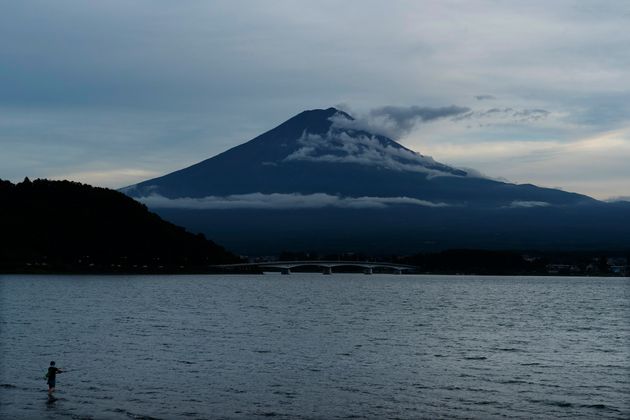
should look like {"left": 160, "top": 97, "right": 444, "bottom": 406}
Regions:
{"left": 0, "top": 178, "right": 239, "bottom": 272}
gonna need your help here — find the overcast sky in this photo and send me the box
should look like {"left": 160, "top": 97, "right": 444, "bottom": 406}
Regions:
{"left": 1, "top": 0, "right": 629, "bottom": 199}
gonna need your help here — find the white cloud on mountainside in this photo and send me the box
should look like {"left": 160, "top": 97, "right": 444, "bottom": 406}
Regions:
{"left": 507, "top": 201, "right": 551, "bottom": 208}
{"left": 137, "top": 192, "right": 450, "bottom": 210}
{"left": 284, "top": 129, "right": 467, "bottom": 178}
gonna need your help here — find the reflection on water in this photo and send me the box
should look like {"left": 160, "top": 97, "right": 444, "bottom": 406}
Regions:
{"left": 1, "top": 274, "right": 628, "bottom": 419}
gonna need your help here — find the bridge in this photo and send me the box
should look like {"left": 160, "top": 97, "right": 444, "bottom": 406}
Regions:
{"left": 217, "top": 260, "right": 418, "bottom": 275}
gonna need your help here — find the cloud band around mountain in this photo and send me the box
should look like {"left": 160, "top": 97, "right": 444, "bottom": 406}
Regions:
{"left": 284, "top": 129, "right": 468, "bottom": 178}
{"left": 136, "top": 192, "right": 451, "bottom": 210}
{"left": 507, "top": 200, "right": 551, "bottom": 208}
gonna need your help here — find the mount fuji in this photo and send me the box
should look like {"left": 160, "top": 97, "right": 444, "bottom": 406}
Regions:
{"left": 123, "top": 108, "right": 629, "bottom": 255}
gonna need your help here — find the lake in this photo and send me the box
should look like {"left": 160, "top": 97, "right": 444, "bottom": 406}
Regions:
{"left": 1, "top": 274, "right": 628, "bottom": 419}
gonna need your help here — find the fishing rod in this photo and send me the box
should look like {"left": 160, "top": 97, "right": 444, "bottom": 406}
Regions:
{"left": 42, "top": 368, "right": 79, "bottom": 379}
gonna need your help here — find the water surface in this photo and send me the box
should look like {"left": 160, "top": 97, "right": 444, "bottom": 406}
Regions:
{"left": 1, "top": 274, "right": 628, "bottom": 419}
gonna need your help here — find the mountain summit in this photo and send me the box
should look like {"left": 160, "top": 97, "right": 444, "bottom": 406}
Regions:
{"left": 123, "top": 108, "right": 628, "bottom": 254}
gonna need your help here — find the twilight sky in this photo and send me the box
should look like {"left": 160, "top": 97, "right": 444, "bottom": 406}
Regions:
{"left": 1, "top": 0, "right": 629, "bottom": 200}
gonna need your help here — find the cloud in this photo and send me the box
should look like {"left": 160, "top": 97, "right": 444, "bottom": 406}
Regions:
{"left": 50, "top": 168, "right": 161, "bottom": 189}
{"left": 284, "top": 129, "right": 468, "bottom": 177}
{"left": 371, "top": 105, "right": 472, "bottom": 125}
{"left": 454, "top": 107, "right": 551, "bottom": 125}
{"left": 507, "top": 201, "right": 551, "bottom": 208}
{"left": 330, "top": 105, "right": 470, "bottom": 139}
{"left": 475, "top": 95, "right": 496, "bottom": 101}
{"left": 513, "top": 109, "right": 550, "bottom": 121}
{"left": 135, "top": 192, "right": 450, "bottom": 210}
{"left": 413, "top": 127, "right": 630, "bottom": 199}
{"left": 605, "top": 196, "right": 630, "bottom": 203}
{"left": 330, "top": 104, "right": 551, "bottom": 140}
{"left": 0, "top": 107, "right": 233, "bottom": 187}
{"left": 1, "top": 1, "right": 629, "bottom": 199}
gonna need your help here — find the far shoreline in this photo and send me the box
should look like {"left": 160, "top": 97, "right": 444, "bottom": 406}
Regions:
{"left": 1, "top": 270, "right": 627, "bottom": 278}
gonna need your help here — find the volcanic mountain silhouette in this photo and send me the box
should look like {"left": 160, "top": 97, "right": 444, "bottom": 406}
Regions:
{"left": 125, "top": 108, "right": 591, "bottom": 206}
{"left": 123, "top": 108, "right": 629, "bottom": 254}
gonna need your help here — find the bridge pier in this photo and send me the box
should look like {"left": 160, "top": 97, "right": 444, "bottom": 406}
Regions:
{"left": 394, "top": 269, "right": 402, "bottom": 275}
{"left": 363, "top": 267, "right": 373, "bottom": 275}
{"left": 322, "top": 266, "right": 332, "bottom": 275}
{"left": 281, "top": 267, "right": 291, "bottom": 275}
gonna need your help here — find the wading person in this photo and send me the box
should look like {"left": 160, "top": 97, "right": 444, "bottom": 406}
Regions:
{"left": 45, "top": 361, "right": 63, "bottom": 395}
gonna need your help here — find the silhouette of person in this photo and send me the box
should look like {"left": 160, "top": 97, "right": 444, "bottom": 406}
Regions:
{"left": 45, "top": 361, "right": 63, "bottom": 395}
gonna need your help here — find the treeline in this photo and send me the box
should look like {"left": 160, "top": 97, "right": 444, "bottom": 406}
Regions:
{"left": 404, "top": 250, "right": 629, "bottom": 276}
{"left": 401, "top": 249, "right": 545, "bottom": 275}
{"left": 0, "top": 178, "right": 240, "bottom": 273}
